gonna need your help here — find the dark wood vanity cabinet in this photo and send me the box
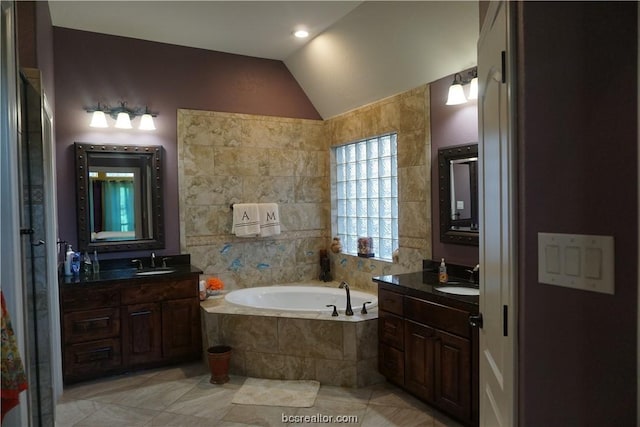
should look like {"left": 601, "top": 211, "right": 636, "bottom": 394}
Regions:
{"left": 378, "top": 286, "right": 477, "bottom": 426}
{"left": 61, "top": 275, "right": 201, "bottom": 383}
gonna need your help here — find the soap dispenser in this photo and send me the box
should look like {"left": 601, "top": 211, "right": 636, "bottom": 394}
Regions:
{"left": 64, "top": 245, "right": 73, "bottom": 276}
{"left": 438, "top": 258, "right": 448, "bottom": 284}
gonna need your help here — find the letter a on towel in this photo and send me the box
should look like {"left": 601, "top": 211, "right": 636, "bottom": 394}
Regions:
{"left": 232, "top": 204, "right": 260, "bottom": 236}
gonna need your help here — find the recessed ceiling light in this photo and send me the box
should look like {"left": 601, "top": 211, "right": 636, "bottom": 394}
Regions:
{"left": 294, "top": 29, "right": 309, "bottom": 39}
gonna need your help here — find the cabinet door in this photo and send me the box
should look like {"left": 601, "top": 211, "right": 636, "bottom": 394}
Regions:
{"left": 434, "top": 329, "right": 472, "bottom": 421}
{"left": 379, "top": 311, "right": 404, "bottom": 350}
{"left": 162, "top": 298, "right": 201, "bottom": 360}
{"left": 404, "top": 320, "right": 437, "bottom": 402}
{"left": 379, "top": 343, "right": 404, "bottom": 386}
{"left": 122, "top": 302, "right": 163, "bottom": 365}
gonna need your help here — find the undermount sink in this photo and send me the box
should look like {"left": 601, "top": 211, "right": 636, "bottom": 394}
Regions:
{"left": 435, "top": 286, "right": 479, "bottom": 296}
{"left": 135, "top": 268, "right": 177, "bottom": 276}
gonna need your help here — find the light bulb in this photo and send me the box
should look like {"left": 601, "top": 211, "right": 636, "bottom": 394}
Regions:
{"left": 139, "top": 113, "right": 156, "bottom": 130}
{"left": 89, "top": 110, "right": 108, "bottom": 128}
{"left": 114, "top": 112, "right": 132, "bottom": 129}
{"left": 294, "top": 30, "right": 309, "bottom": 38}
{"left": 446, "top": 84, "right": 467, "bottom": 105}
{"left": 468, "top": 77, "right": 478, "bottom": 100}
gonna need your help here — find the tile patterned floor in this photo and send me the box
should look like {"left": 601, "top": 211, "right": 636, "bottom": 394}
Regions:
{"left": 55, "top": 363, "right": 465, "bottom": 427}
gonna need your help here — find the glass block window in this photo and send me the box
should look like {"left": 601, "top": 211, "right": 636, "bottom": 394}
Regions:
{"left": 334, "top": 133, "right": 398, "bottom": 260}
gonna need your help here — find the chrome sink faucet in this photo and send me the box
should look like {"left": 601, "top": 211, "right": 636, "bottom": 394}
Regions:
{"left": 150, "top": 252, "right": 156, "bottom": 268}
{"left": 339, "top": 281, "right": 354, "bottom": 316}
{"left": 465, "top": 264, "right": 480, "bottom": 285}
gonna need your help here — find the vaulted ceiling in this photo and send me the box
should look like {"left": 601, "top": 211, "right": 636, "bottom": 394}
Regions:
{"left": 49, "top": 1, "right": 478, "bottom": 118}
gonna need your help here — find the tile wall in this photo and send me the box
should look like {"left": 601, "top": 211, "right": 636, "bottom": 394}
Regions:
{"left": 178, "top": 84, "right": 431, "bottom": 292}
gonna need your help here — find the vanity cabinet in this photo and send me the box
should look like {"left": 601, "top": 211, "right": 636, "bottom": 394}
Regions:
{"left": 378, "top": 286, "right": 477, "bottom": 426}
{"left": 61, "top": 275, "right": 201, "bottom": 383}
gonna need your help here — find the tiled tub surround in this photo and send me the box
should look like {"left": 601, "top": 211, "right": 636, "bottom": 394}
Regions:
{"left": 177, "top": 84, "right": 431, "bottom": 292}
{"left": 177, "top": 110, "right": 329, "bottom": 290}
{"left": 200, "top": 282, "right": 383, "bottom": 388}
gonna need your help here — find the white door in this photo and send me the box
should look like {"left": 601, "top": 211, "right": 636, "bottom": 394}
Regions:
{"left": 477, "top": 1, "right": 517, "bottom": 426}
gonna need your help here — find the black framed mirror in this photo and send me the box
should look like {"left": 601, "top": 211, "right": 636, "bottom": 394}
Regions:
{"left": 438, "top": 143, "right": 479, "bottom": 246}
{"left": 75, "top": 142, "right": 165, "bottom": 252}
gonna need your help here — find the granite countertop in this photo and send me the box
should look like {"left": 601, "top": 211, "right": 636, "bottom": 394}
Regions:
{"left": 373, "top": 270, "right": 479, "bottom": 311}
{"left": 59, "top": 253, "right": 202, "bottom": 287}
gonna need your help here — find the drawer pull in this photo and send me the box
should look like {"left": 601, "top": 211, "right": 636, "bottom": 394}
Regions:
{"left": 76, "top": 347, "right": 111, "bottom": 363}
{"left": 131, "top": 310, "right": 152, "bottom": 317}
{"left": 79, "top": 316, "right": 109, "bottom": 324}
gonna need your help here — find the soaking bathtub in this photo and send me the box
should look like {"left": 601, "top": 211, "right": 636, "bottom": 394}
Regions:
{"left": 224, "top": 285, "right": 378, "bottom": 313}
{"left": 200, "top": 282, "right": 383, "bottom": 387}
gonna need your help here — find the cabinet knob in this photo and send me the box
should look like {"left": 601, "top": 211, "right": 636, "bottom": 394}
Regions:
{"left": 469, "top": 313, "right": 483, "bottom": 329}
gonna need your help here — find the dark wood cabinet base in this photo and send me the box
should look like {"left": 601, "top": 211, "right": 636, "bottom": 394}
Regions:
{"left": 61, "top": 274, "right": 202, "bottom": 384}
{"left": 377, "top": 284, "right": 478, "bottom": 427}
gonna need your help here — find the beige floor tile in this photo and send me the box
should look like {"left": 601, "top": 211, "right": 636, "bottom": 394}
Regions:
{"left": 109, "top": 379, "right": 198, "bottom": 411}
{"left": 222, "top": 404, "right": 291, "bottom": 427}
{"left": 290, "top": 397, "right": 366, "bottom": 426}
{"left": 360, "top": 404, "right": 435, "bottom": 427}
{"left": 164, "top": 382, "right": 237, "bottom": 420}
{"left": 367, "top": 382, "right": 433, "bottom": 412}
{"left": 150, "top": 362, "right": 209, "bottom": 383}
{"left": 54, "top": 399, "right": 105, "bottom": 426}
{"left": 61, "top": 374, "right": 152, "bottom": 403}
{"left": 73, "top": 403, "right": 160, "bottom": 427}
{"left": 57, "top": 364, "right": 464, "bottom": 427}
{"left": 150, "top": 411, "right": 220, "bottom": 426}
{"left": 316, "top": 384, "right": 372, "bottom": 405}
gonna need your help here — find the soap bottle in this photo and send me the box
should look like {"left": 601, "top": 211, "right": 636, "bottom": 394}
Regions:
{"left": 64, "top": 244, "right": 73, "bottom": 276}
{"left": 82, "top": 251, "right": 92, "bottom": 275}
{"left": 438, "top": 258, "right": 448, "bottom": 284}
{"left": 92, "top": 250, "right": 100, "bottom": 274}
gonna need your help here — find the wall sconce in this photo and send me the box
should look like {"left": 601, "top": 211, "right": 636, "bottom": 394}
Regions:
{"left": 446, "top": 68, "right": 478, "bottom": 105}
{"left": 85, "top": 102, "right": 158, "bottom": 130}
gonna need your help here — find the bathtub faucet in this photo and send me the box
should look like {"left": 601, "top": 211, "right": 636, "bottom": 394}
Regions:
{"left": 338, "top": 281, "right": 354, "bottom": 316}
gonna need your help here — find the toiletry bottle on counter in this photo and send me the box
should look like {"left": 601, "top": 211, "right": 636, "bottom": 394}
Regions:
{"left": 439, "top": 258, "right": 448, "bottom": 284}
{"left": 64, "top": 244, "right": 73, "bottom": 276}
{"left": 93, "top": 250, "right": 100, "bottom": 274}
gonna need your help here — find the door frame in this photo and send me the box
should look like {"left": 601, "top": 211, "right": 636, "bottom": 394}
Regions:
{"left": 0, "top": 0, "right": 29, "bottom": 425}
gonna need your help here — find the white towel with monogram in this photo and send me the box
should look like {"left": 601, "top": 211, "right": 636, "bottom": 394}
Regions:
{"left": 258, "top": 203, "right": 281, "bottom": 237}
{"left": 232, "top": 204, "right": 260, "bottom": 236}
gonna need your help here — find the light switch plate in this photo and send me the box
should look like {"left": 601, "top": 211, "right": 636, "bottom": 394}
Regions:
{"left": 538, "top": 232, "right": 614, "bottom": 294}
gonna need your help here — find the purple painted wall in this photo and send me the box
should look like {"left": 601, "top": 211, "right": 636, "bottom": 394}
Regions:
{"left": 53, "top": 27, "right": 321, "bottom": 258}
{"left": 430, "top": 69, "right": 479, "bottom": 267}
{"left": 517, "top": 2, "right": 637, "bottom": 425}
{"left": 17, "top": 1, "right": 55, "bottom": 101}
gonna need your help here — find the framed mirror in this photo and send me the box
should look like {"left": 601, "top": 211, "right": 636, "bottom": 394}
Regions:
{"left": 438, "top": 143, "right": 479, "bottom": 246}
{"left": 75, "top": 143, "right": 165, "bottom": 252}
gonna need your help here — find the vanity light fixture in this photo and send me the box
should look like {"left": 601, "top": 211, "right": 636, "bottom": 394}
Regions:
{"left": 85, "top": 102, "right": 158, "bottom": 130}
{"left": 446, "top": 67, "right": 478, "bottom": 105}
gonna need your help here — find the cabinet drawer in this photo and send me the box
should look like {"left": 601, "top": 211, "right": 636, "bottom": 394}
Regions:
{"left": 405, "top": 297, "right": 471, "bottom": 339}
{"left": 64, "top": 338, "right": 121, "bottom": 379}
{"left": 379, "top": 289, "right": 404, "bottom": 316}
{"left": 379, "top": 343, "right": 404, "bottom": 386}
{"left": 379, "top": 311, "right": 404, "bottom": 350}
{"left": 121, "top": 278, "right": 198, "bottom": 304}
{"left": 61, "top": 288, "right": 120, "bottom": 311}
{"left": 63, "top": 307, "right": 120, "bottom": 344}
